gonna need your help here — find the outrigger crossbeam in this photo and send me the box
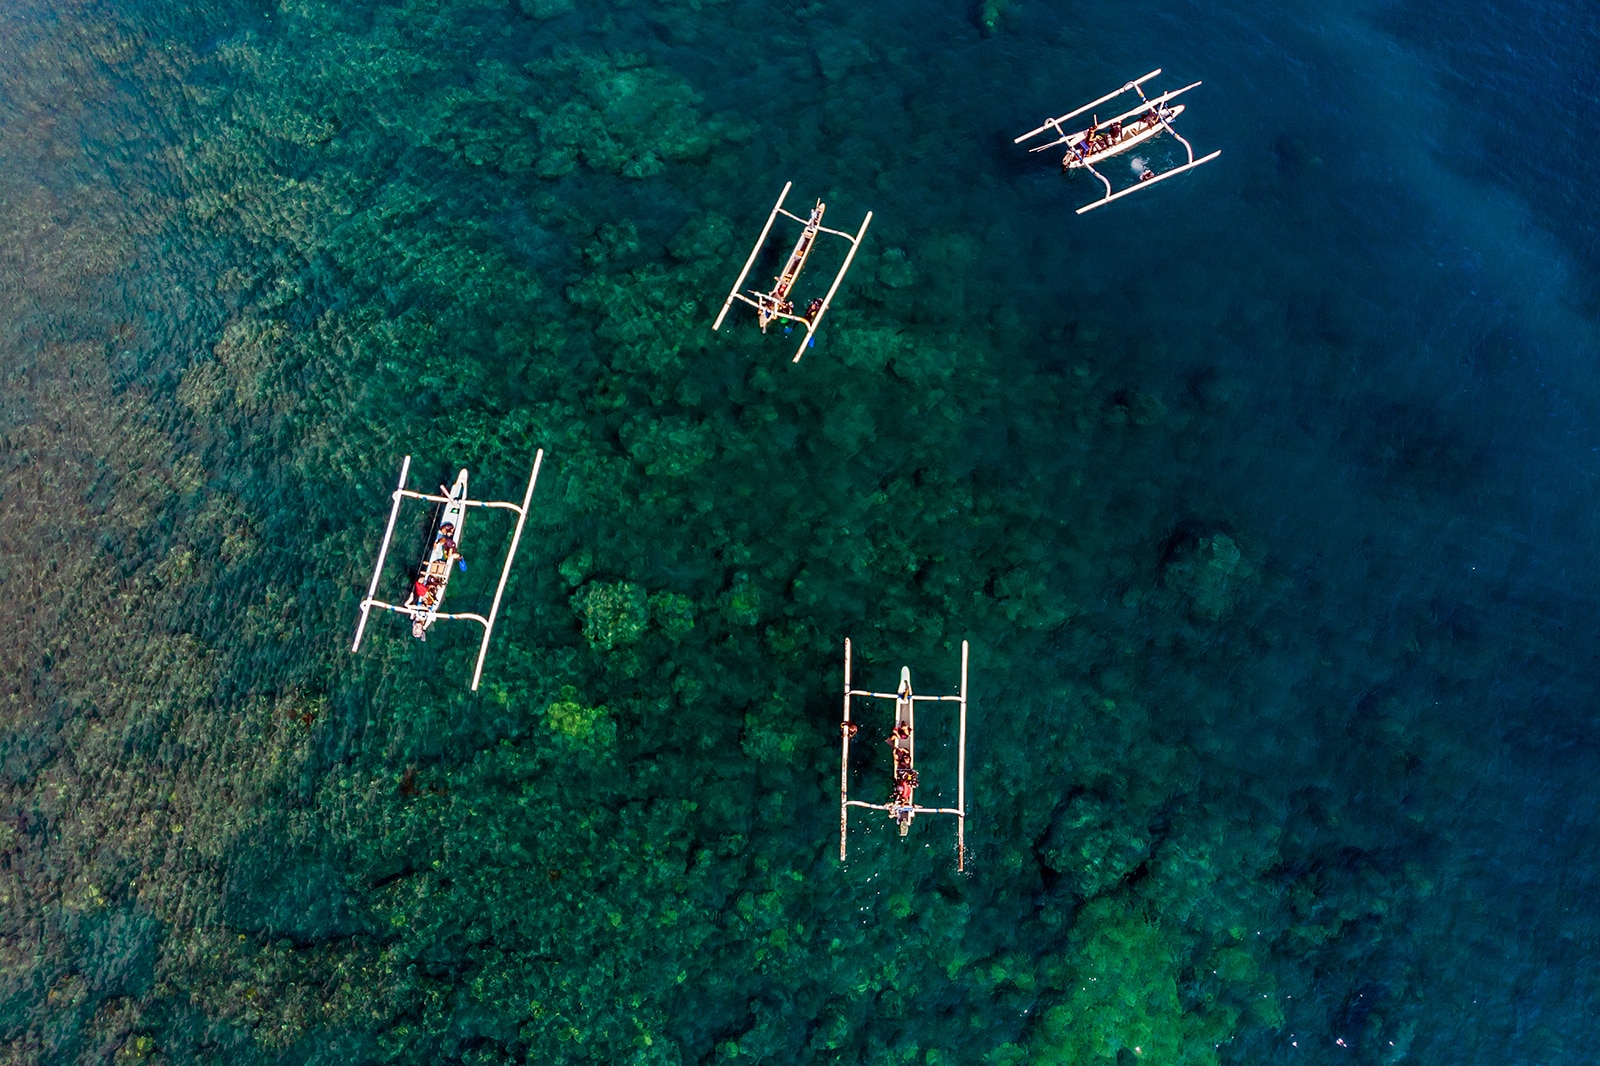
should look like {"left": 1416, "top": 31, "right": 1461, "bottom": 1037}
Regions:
{"left": 839, "top": 639, "right": 970, "bottom": 871}
{"left": 1014, "top": 67, "right": 1220, "bottom": 215}
{"left": 352, "top": 450, "right": 544, "bottom": 691}
{"left": 712, "top": 181, "right": 872, "bottom": 363}
{"left": 1013, "top": 68, "right": 1165, "bottom": 147}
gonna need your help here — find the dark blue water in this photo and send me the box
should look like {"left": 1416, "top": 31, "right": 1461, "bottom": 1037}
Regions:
{"left": 2, "top": 0, "right": 1598, "bottom": 1062}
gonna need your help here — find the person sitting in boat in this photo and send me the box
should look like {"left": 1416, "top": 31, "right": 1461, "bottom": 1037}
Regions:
{"left": 894, "top": 747, "right": 911, "bottom": 770}
{"left": 893, "top": 778, "right": 913, "bottom": 806}
{"left": 885, "top": 724, "right": 910, "bottom": 746}
{"left": 1143, "top": 107, "right": 1160, "bottom": 127}
{"left": 1107, "top": 120, "right": 1123, "bottom": 141}
{"left": 408, "top": 575, "right": 430, "bottom": 606}
{"left": 805, "top": 297, "right": 823, "bottom": 322}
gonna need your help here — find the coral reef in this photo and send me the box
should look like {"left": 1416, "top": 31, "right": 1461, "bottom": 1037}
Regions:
{"left": 1161, "top": 530, "right": 1258, "bottom": 622}
{"left": 0, "top": 0, "right": 1488, "bottom": 1063}
{"left": 571, "top": 580, "right": 650, "bottom": 650}
{"left": 976, "top": 0, "right": 1010, "bottom": 36}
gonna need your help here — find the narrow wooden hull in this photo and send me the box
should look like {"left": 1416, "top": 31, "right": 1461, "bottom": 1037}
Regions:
{"left": 1064, "top": 104, "right": 1184, "bottom": 169}
{"left": 755, "top": 201, "right": 825, "bottom": 331}
{"left": 891, "top": 666, "right": 915, "bottom": 835}
{"left": 407, "top": 469, "right": 468, "bottom": 638}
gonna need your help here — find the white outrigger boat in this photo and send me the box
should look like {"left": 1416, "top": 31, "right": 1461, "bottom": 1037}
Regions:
{"left": 351, "top": 451, "right": 543, "bottom": 691}
{"left": 839, "top": 639, "right": 969, "bottom": 871}
{"left": 1014, "top": 68, "right": 1220, "bottom": 214}
{"left": 712, "top": 181, "right": 872, "bottom": 363}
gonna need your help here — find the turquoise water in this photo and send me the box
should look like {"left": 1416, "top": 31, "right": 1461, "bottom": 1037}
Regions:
{"left": 3, "top": 0, "right": 1599, "bottom": 1062}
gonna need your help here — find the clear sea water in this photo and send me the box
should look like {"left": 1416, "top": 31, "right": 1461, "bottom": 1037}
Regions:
{"left": 2, "top": 0, "right": 1598, "bottom": 1063}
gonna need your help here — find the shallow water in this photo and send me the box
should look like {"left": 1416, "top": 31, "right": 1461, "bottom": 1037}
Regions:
{"left": 3, "top": 0, "right": 1599, "bottom": 1062}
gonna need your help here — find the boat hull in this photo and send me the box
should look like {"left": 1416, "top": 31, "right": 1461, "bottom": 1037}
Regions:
{"left": 1064, "top": 104, "right": 1185, "bottom": 169}
{"left": 891, "top": 666, "right": 915, "bottom": 834}
{"left": 407, "top": 469, "right": 469, "bottom": 638}
{"left": 754, "top": 201, "right": 825, "bottom": 331}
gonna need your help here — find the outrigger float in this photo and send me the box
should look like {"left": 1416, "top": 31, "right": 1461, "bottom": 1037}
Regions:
{"left": 839, "top": 639, "right": 970, "bottom": 871}
{"left": 712, "top": 181, "right": 872, "bottom": 363}
{"left": 352, "top": 451, "right": 543, "bottom": 691}
{"left": 1014, "top": 68, "right": 1220, "bottom": 214}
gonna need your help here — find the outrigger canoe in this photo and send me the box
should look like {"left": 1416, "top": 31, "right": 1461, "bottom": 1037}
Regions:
{"left": 1013, "top": 69, "right": 1220, "bottom": 214}
{"left": 353, "top": 452, "right": 544, "bottom": 691}
{"left": 839, "top": 640, "right": 969, "bottom": 870}
{"left": 711, "top": 181, "right": 872, "bottom": 362}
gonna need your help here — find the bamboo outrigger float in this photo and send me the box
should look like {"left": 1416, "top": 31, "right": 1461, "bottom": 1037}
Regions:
{"left": 839, "top": 639, "right": 969, "bottom": 871}
{"left": 712, "top": 181, "right": 872, "bottom": 362}
{"left": 352, "top": 451, "right": 543, "bottom": 691}
{"left": 1014, "top": 68, "right": 1220, "bottom": 214}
